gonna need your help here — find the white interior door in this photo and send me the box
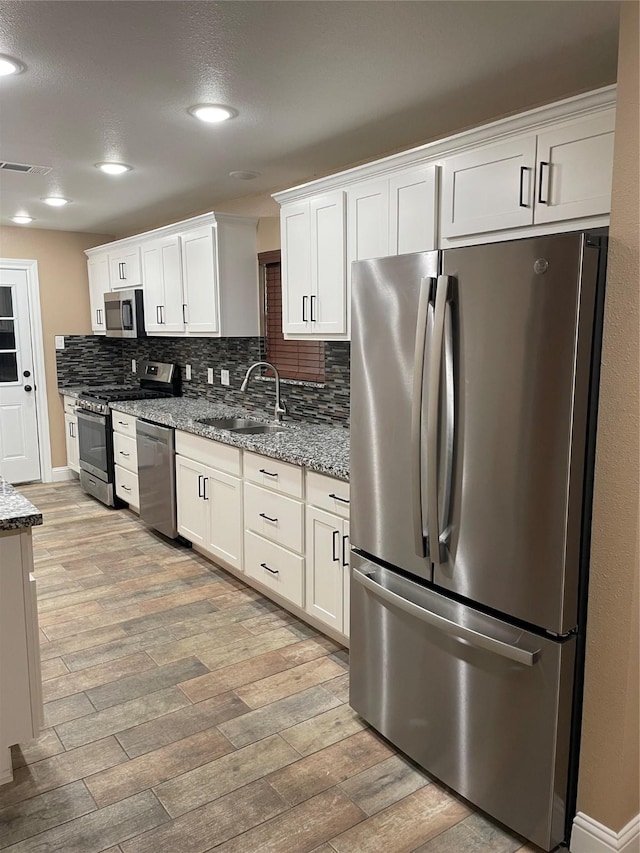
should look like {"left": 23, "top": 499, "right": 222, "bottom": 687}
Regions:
{"left": 0, "top": 269, "right": 41, "bottom": 483}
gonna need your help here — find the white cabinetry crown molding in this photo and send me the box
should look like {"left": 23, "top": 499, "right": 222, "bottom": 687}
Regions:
{"left": 571, "top": 812, "right": 640, "bottom": 853}
{"left": 273, "top": 85, "right": 616, "bottom": 204}
{"left": 84, "top": 211, "right": 259, "bottom": 257}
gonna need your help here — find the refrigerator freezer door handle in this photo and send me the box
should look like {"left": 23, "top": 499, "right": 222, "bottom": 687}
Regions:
{"left": 439, "top": 297, "right": 455, "bottom": 553}
{"left": 353, "top": 565, "right": 540, "bottom": 667}
{"left": 411, "top": 277, "right": 434, "bottom": 557}
{"left": 427, "top": 275, "right": 448, "bottom": 563}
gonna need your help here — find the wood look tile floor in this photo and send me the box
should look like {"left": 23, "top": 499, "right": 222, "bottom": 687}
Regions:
{"left": 1, "top": 481, "right": 543, "bottom": 853}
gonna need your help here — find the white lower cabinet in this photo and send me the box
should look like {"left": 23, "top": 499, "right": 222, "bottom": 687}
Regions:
{"left": 306, "top": 505, "right": 350, "bottom": 634}
{"left": 0, "top": 529, "right": 43, "bottom": 784}
{"left": 64, "top": 412, "right": 79, "bottom": 474}
{"left": 112, "top": 413, "right": 139, "bottom": 510}
{"left": 245, "top": 530, "right": 304, "bottom": 607}
{"left": 176, "top": 453, "right": 243, "bottom": 571}
{"left": 115, "top": 465, "right": 139, "bottom": 509}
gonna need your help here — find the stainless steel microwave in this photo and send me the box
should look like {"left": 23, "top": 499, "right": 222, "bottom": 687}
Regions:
{"left": 104, "top": 290, "right": 146, "bottom": 338}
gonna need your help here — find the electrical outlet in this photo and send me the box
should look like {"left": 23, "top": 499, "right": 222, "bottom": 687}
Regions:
{"left": 207, "top": 367, "right": 214, "bottom": 384}
{"left": 131, "top": 359, "right": 137, "bottom": 373}
{"left": 185, "top": 364, "right": 192, "bottom": 380}
{"left": 220, "top": 369, "right": 230, "bottom": 386}
{"left": 54, "top": 335, "right": 65, "bottom": 350}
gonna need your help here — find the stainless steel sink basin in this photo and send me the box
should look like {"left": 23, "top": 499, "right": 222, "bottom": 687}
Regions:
{"left": 233, "top": 424, "right": 285, "bottom": 435}
{"left": 197, "top": 417, "right": 258, "bottom": 430}
{"left": 196, "top": 417, "right": 285, "bottom": 435}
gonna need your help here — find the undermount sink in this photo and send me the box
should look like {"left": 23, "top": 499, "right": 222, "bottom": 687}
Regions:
{"left": 197, "top": 417, "right": 285, "bottom": 435}
{"left": 197, "top": 417, "right": 258, "bottom": 430}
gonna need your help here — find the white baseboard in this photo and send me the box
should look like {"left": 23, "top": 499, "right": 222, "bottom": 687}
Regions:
{"left": 51, "top": 466, "right": 77, "bottom": 482}
{"left": 572, "top": 813, "right": 640, "bottom": 853}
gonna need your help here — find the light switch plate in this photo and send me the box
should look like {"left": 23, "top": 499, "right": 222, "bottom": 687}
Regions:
{"left": 220, "top": 369, "right": 230, "bottom": 386}
{"left": 185, "top": 364, "right": 192, "bottom": 381}
{"left": 54, "top": 335, "right": 65, "bottom": 350}
{"left": 207, "top": 367, "right": 214, "bottom": 384}
{"left": 131, "top": 359, "right": 137, "bottom": 373}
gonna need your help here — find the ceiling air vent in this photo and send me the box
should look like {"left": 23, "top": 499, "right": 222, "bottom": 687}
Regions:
{"left": 0, "top": 161, "right": 52, "bottom": 176}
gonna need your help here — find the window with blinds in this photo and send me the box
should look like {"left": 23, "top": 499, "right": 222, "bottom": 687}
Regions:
{"left": 260, "top": 251, "right": 325, "bottom": 383}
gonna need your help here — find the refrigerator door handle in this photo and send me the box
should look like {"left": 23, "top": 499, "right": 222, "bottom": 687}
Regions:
{"left": 426, "top": 275, "right": 449, "bottom": 564}
{"left": 353, "top": 565, "right": 540, "bottom": 666}
{"left": 439, "top": 296, "right": 455, "bottom": 551}
{"left": 411, "top": 276, "right": 434, "bottom": 557}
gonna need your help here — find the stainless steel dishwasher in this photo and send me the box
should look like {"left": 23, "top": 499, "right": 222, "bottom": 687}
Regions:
{"left": 136, "top": 420, "right": 178, "bottom": 539}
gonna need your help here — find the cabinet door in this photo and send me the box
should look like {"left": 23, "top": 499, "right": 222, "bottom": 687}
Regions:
{"left": 347, "top": 178, "right": 390, "bottom": 273}
{"left": 440, "top": 135, "right": 536, "bottom": 238}
{"left": 109, "top": 247, "right": 142, "bottom": 289}
{"left": 87, "top": 254, "right": 110, "bottom": 333}
{"left": 281, "top": 201, "right": 312, "bottom": 336}
{"left": 310, "top": 191, "right": 347, "bottom": 336}
{"left": 306, "top": 506, "right": 344, "bottom": 632}
{"left": 64, "top": 413, "right": 79, "bottom": 474}
{"left": 389, "top": 165, "right": 438, "bottom": 255}
{"left": 176, "top": 455, "right": 208, "bottom": 546}
{"left": 534, "top": 110, "right": 615, "bottom": 224}
{"left": 142, "top": 236, "right": 185, "bottom": 334}
{"left": 342, "top": 519, "right": 350, "bottom": 637}
{"left": 181, "top": 226, "right": 220, "bottom": 334}
{"left": 205, "top": 466, "right": 243, "bottom": 572}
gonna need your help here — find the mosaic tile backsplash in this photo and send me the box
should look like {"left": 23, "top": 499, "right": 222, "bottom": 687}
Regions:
{"left": 57, "top": 336, "right": 351, "bottom": 426}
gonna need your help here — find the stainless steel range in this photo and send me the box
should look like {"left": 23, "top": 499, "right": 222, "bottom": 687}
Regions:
{"left": 77, "top": 361, "right": 179, "bottom": 506}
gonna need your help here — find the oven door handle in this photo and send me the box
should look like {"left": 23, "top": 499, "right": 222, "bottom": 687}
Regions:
{"left": 77, "top": 409, "right": 108, "bottom": 425}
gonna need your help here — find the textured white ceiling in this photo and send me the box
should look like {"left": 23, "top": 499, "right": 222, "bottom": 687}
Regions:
{"left": 0, "top": 0, "right": 620, "bottom": 236}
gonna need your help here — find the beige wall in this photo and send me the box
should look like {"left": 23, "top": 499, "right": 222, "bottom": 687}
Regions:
{"left": 0, "top": 226, "right": 114, "bottom": 470}
{"left": 577, "top": 0, "right": 640, "bottom": 832}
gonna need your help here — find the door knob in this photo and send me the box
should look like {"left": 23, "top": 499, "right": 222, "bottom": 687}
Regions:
{"left": 24, "top": 385, "right": 32, "bottom": 392}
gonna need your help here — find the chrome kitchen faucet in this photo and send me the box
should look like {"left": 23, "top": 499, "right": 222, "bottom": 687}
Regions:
{"left": 240, "top": 361, "right": 287, "bottom": 423}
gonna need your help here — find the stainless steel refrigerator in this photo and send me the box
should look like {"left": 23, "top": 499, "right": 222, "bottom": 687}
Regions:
{"left": 349, "top": 232, "right": 606, "bottom": 851}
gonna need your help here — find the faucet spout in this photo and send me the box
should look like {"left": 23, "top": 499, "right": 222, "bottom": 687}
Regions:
{"left": 239, "top": 361, "right": 286, "bottom": 423}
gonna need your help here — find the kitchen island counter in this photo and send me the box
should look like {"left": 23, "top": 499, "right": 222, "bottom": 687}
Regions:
{"left": 0, "top": 477, "right": 43, "bottom": 532}
{"left": 111, "top": 398, "right": 350, "bottom": 481}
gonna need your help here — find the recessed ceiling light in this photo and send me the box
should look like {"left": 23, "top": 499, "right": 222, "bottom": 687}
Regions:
{"left": 229, "top": 171, "right": 260, "bottom": 181}
{"left": 95, "top": 162, "right": 132, "bottom": 175}
{"left": 11, "top": 215, "right": 33, "bottom": 225}
{"left": 42, "top": 196, "right": 70, "bottom": 207}
{"left": 0, "top": 55, "right": 25, "bottom": 76}
{"left": 188, "top": 104, "right": 237, "bottom": 124}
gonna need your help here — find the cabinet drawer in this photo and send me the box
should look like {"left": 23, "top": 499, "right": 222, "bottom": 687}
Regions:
{"left": 244, "top": 482, "right": 303, "bottom": 554}
{"left": 113, "top": 431, "right": 138, "bottom": 473}
{"left": 306, "top": 471, "right": 350, "bottom": 518}
{"left": 112, "top": 411, "right": 137, "bottom": 437}
{"left": 176, "top": 431, "right": 241, "bottom": 476}
{"left": 245, "top": 531, "right": 304, "bottom": 607}
{"left": 244, "top": 451, "right": 303, "bottom": 499}
{"left": 115, "top": 465, "right": 139, "bottom": 507}
{"left": 63, "top": 395, "right": 78, "bottom": 415}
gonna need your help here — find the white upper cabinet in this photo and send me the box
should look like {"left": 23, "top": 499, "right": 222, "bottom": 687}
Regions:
{"left": 440, "top": 135, "right": 537, "bottom": 238}
{"left": 281, "top": 191, "right": 346, "bottom": 338}
{"left": 87, "top": 252, "right": 110, "bottom": 334}
{"left": 347, "top": 178, "right": 390, "bottom": 267}
{"left": 141, "top": 235, "right": 185, "bottom": 334}
{"left": 109, "top": 246, "right": 142, "bottom": 289}
{"left": 389, "top": 164, "right": 439, "bottom": 255}
{"left": 533, "top": 110, "right": 615, "bottom": 224}
{"left": 181, "top": 225, "right": 220, "bottom": 335}
{"left": 86, "top": 212, "right": 259, "bottom": 338}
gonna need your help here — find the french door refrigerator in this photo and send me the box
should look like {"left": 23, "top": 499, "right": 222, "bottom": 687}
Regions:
{"left": 349, "top": 231, "right": 606, "bottom": 851}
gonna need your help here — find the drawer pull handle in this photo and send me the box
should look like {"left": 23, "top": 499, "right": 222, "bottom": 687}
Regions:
{"left": 332, "top": 530, "right": 340, "bottom": 562}
{"left": 260, "top": 562, "right": 279, "bottom": 575}
{"left": 329, "top": 493, "right": 349, "bottom": 504}
{"left": 259, "top": 468, "right": 278, "bottom": 478}
{"left": 122, "top": 485, "right": 131, "bottom": 491}
{"left": 342, "top": 534, "right": 349, "bottom": 567}
{"left": 118, "top": 421, "right": 129, "bottom": 427}
{"left": 119, "top": 451, "right": 130, "bottom": 457}
{"left": 259, "top": 512, "right": 278, "bottom": 523}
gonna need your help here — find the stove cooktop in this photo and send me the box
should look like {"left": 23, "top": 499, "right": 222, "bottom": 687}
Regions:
{"left": 79, "top": 386, "right": 166, "bottom": 403}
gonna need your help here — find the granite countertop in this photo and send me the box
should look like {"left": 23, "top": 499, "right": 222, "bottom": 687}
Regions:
{"left": 111, "top": 398, "right": 350, "bottom": 481}
{"left": 59, "top": 386, "right": 86, "bottom": 399}
{"left": 0, "top": 477, "right": 43, "bottom": 532}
